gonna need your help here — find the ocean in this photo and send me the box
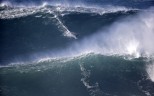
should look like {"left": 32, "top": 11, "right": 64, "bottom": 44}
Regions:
{"left": 0, "top": 0, "right": 154, "bottom": 96}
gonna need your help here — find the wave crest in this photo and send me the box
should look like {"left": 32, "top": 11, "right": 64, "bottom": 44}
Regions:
{"left": 0, "top": 4, "right": 138, "bottom": 19}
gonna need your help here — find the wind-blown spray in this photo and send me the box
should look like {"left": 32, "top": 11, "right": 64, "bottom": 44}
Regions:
{"left": 58, "top": 8, "right": 154, "bottom": 58}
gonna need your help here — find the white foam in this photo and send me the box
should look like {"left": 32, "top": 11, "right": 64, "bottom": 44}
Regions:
{"left": 53, "top": 14, "right": 77, "bottom": 39}
{"left": 80, "top": 63, "right": 114, "bottom": 96}
{"left": 147, "top": 63, "right": 154, "bottom": 82}
{"left": 79, "top": 64, "right": 103, "bottom": 96}
{"left": 0, "top": 7, "right": 40, "bottom": 19}
{"left": 51, "top": 5, "right": 137, "bottom": 16}
{"left": 0, "top": 5, "right": 137, "bottom": 19}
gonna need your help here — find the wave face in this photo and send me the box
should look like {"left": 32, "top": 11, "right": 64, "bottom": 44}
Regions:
{"left": 0, "top": 54, "right": 154, "bottom": 96}
{"left": 0, "top": 1, "right": 154, "bottom": 96}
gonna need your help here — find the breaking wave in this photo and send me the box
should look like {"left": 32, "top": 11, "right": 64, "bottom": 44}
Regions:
{"left": 0, "top": 1, "right": 154, "bottom": 96}
{"left": 0, "top": 4, "right": 137, "bottom": 19}
{"left": 31, "top": 7, "right": 154, "bottom": 61}
{"left": 0, "top": 3, "right": 139, "bottom": 39}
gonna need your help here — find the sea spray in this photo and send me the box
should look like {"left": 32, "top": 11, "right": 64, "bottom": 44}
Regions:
{"left": 56, "top": 8, "right": 154, "bottom": 59}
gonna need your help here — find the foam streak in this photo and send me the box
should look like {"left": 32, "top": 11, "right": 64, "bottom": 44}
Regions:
{"left": 53, "top": 14, "right": 77, "bottom": 39}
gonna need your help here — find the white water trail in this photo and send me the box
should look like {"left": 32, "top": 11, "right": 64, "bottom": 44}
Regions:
{"left": 53, "top": 7, "right": 154, "bottom": 59}
{"left": 79, "top": 63, "right": 113, "bottom": 96}
{"left": 53, "top": 14, "right": 77, "bottom": 39}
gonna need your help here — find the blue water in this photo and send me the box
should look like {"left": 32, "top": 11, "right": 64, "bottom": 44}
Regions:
{"left": 0, "top": 0, "right": 154, "bottom": 96}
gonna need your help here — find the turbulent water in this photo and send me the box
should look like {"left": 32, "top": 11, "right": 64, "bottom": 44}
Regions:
{"left": 0, "top": 0, "right": 154, "bottom": 96}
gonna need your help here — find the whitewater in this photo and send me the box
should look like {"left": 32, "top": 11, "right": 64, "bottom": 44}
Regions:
{"left": 0, "top": 0, "right": 154, "bottom": 96}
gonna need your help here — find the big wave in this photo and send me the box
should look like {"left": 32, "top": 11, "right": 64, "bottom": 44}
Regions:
{"left": 0, "top": 1, "right": 154, "bottom": 96}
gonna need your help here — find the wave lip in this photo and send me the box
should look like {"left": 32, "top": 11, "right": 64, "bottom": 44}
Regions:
{"left": 0, "top": 4, "right": 138, "bottom": 19}
{"left": 0, "top": 53, "right": 153, "bottom": 96}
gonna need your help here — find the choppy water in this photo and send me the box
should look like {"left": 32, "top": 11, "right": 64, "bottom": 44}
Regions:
{"left": 0, "top": 0, "right": 154, "bottom": 96}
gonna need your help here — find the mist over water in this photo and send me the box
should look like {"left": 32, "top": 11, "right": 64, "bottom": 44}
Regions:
{"left": 0, "top": 1, "right": 141, "bottom": 64}
{"left": 0, "top": 1, "right": 154, "bottom": 96}
{"left": 32, "top": 7, "right": 154, "bottom": 83}
{"left": 1, "top": 6, "right": 154, "bottom": 65}
{"left": 46, "top": 7, "right": 154, "bottom": 59}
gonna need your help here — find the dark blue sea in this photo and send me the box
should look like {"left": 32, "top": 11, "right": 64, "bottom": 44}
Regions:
{"left": 0, "top": 0, "right": 154, "bottom": 96}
